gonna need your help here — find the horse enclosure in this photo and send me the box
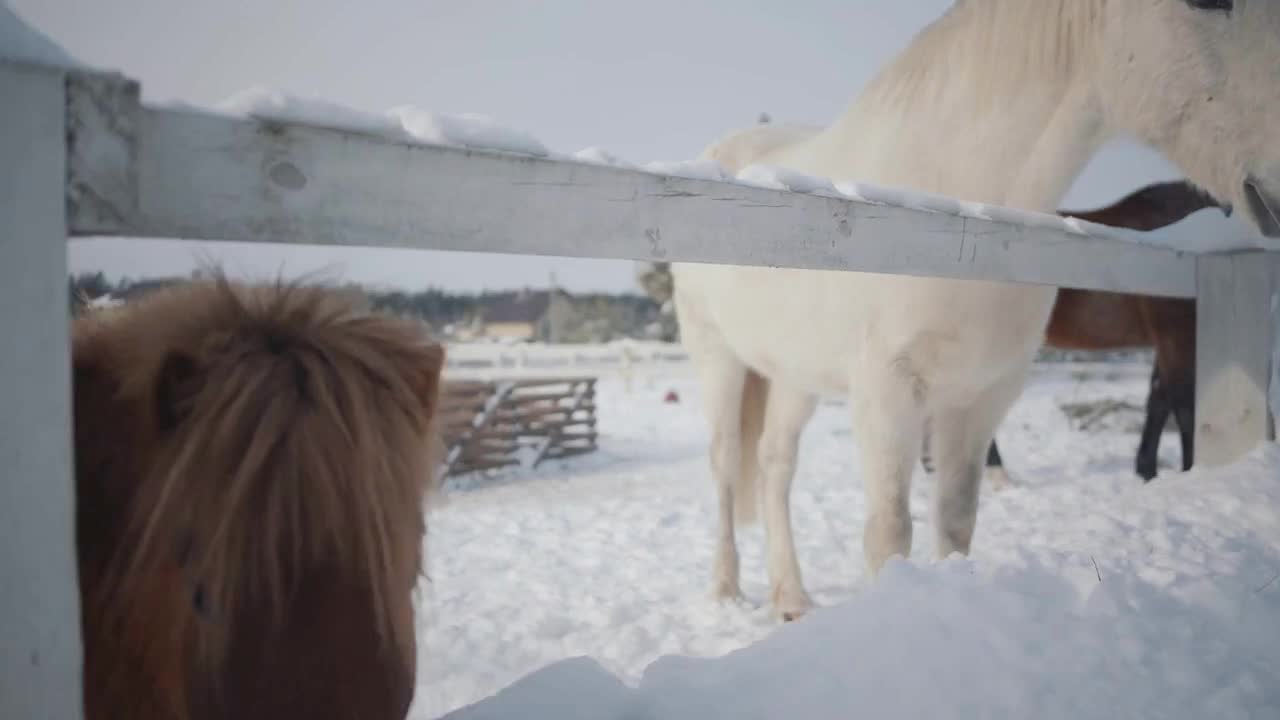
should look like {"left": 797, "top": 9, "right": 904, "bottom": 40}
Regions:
{"left": 1, "top": 59, "right": 1277, "bottom": 719}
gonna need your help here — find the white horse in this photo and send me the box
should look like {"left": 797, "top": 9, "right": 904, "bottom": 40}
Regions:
{"left": 673, "top": 0, "right": 1280, "bottom": 622}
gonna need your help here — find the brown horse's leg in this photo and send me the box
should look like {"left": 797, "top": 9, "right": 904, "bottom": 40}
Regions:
{"left": 1168, "top": 376, "right": 1196, "bottom": 472}
{"left": 985, "top": 440, "right": 1002, "bottom": 468}
{"left": 1139, "top": 296, "right": 1196, "bottom": 476}
{"left": 1135, "top": 363, "right": 1170, "bottom": 481}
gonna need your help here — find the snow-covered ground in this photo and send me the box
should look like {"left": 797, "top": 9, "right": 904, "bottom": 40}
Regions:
{"left": 413, "top": 360, "right": 1280, "bottom": 720}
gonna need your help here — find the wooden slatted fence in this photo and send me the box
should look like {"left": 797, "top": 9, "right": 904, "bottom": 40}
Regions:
{"left": 438, "top": 377, "right": 598, "bottom": 477}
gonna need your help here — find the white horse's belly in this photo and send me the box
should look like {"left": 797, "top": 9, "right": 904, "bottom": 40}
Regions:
{"left": 693, "top": 266, "right": 860, "bottom": 394}
{"left": 675, "top": 263, "right": 1055, "bottom": 404}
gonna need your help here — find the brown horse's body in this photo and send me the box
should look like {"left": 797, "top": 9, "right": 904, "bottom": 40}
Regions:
{"left": 924, "top": 180, "right": 1221, "bottom": 481}
{"left": 1041, "top": 287, "right": 1198, "bottom": 479}
{"left": 1044, "top": 289, "right": 1151, "bottom": 350}
{"left": 72, "top": 277, "right": 445, "bottom": 719}
{"left": 1049, "top": 179, "right": 1207, "bottom": 382}
{"left": 1044, "top": 182, "right": 1212, "bottom": 479}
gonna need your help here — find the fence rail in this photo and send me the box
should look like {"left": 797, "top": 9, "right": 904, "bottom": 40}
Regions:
{"left": 1, "top": 57, "right": 1278, "bottom": 719}
{"left": 59, "top": 67, "right": 1210, "bottom": 299}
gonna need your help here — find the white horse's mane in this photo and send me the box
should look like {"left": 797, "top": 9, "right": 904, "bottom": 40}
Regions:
{"left": 860, "top": 0, "right": 1106, "bottom": 115}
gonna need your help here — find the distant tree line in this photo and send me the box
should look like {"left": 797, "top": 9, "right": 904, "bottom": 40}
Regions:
{"left": 359, "top": 285, "right": 664, "bottom": 342}
{"left": 67, "top": 271, "right": 667, "bottom": 342}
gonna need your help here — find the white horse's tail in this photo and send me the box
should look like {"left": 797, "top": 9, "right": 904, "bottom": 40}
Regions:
{"left": 736, "top": 368, "right": 769, "bottom": 527}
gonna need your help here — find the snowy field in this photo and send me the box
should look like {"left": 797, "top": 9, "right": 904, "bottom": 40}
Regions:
{"left": 412, "top": 359, "right": 1280, "bottom": 720}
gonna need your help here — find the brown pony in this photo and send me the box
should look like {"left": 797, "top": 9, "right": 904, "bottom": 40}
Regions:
{"left": 72, "top": 276, "right": 445, "bottom": 719}
{"left": 923, "top": 180, "right": 1225, "bottom": 483}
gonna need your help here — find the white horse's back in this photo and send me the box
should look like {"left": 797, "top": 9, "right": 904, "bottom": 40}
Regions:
{"left": 698, "top": 122, "right": 821, "bottom": 174}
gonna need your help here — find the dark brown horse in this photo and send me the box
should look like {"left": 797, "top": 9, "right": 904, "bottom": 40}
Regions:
{"left": 73, "top": 276, "right": 445, "bottom": 719}
{"left": 924, "top": 180, "right": 1224, "bottom": 483}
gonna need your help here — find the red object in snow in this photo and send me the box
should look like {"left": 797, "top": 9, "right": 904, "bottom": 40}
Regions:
{"left": 664, "top": 390, "right": 680, "bottom": 404}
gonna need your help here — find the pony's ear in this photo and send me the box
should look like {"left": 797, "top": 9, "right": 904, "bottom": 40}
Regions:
{"left": 154, "top": 350, "right": 201, "bottom": 432}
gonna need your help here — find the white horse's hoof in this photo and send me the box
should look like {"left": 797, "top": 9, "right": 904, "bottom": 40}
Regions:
{"left": 772, "top": 588, "right": 814, "bottom": 622}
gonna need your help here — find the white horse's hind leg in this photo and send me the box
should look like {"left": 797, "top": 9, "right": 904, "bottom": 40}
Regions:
{"left": 929, "top": 368, "right": 1029, "bottom": 559}
{"left": 757, "top": 383, "right": 818, "bottom": 620}
{"left": 849, "top": 359, "right": 927, "bottom": 577}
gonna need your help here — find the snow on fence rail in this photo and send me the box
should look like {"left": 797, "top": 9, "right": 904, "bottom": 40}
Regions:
{"left": 1, "top": 56, "right": 1278, "bottom": 719}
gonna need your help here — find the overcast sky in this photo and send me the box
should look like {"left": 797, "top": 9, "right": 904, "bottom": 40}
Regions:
{"left": 14, "top": 0, "right": 1219, "bottom": 294}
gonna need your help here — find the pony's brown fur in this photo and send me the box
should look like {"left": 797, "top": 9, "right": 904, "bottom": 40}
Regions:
{"left": 74, "top": 275, "right": 445, "bottom": 719}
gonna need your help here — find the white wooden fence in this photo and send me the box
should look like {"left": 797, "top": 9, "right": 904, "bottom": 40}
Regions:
{"left": 2, "top": 58, "right": 1278, "bottom": 718}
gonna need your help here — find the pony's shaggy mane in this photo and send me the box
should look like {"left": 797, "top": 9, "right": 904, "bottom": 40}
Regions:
{"left": 75, "top": 275, "right": 443, "bottom": 714}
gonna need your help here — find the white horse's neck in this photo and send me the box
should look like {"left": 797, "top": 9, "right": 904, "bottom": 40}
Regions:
{"left": 797, "top": 0, "right": 1111, "bottom": 212}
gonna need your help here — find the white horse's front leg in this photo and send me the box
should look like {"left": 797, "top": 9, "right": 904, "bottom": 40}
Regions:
{"left": 930, "top": 367, "right": 1029, "bottom": 558}
{"left": 849, "top": 359, "right": 926, "bottom": 577}
{"left": 758, "top": 383, "right": 818, "bottom": 621}
{"left": 696, "top": 362, "right": 749, "bottom": 602}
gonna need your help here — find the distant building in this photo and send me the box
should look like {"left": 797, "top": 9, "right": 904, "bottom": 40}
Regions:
{"left": 88, "top": 294, "right": 123, "bottom": 309}
{"left": 479, "top": 288, "right": 574, "bottom": 342}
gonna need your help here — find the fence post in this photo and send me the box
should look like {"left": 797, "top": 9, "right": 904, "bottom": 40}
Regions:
{"left": 1194, "top": 251, "right": 1280, "bottom": 468}
{"left": 0, "top": 62, "right": 84, "bottom": 718}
